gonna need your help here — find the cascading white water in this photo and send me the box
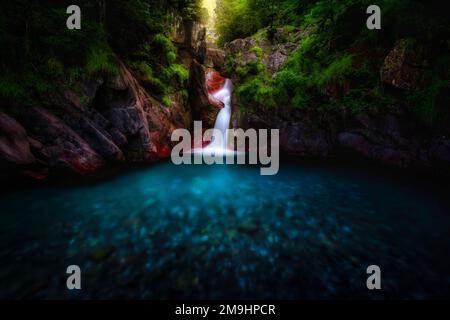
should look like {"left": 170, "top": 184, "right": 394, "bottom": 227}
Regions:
{"left": 189, "top": 77, "right": 236, "bottom": 158}
{"left": 205, "top": 78, "right": 233, "bottom": 151}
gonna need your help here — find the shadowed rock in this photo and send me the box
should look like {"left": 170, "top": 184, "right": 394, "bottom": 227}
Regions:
{"left": 0, "top": 112, "right": 35, "bottom": 166}
{"left": 381, "top": 39, "right": 431, "bottom": 91}
{"left": 22, "top": 107, "right": 104, "bottom": 175}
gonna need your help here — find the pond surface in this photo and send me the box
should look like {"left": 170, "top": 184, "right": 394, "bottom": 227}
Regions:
{"left": 1, "top": 161, "right": 450, "bottom": 299}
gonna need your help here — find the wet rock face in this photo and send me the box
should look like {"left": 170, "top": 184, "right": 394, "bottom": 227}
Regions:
{"left": 205, "top": 48, "right": 226, "bottom": 71}
{"left": 235, "top": 90, "right": 449, "bottom": 172}
{"left": 381, "top": 39, "right": 432, "bottom": 91}
{"left": 280, "top": 123, "right": 331, "bottom": 157}
{"left": 22, "top": 107, "right": 104, "bottom": 175}
{"left": 1, "top": 61, "right": 187, "bottom": 179}
{"left": 0, "top": 112, "right": 35, "bottom": 166}
{"left": 336, "top": 112, "right": 435, "bottom": 169}
{"left": 223, "top": 28, "right": 450, "bottom": 174}
{"left": 170, "top": 15, "right": 204, "bottom": 51}
{"left": 189, "top": 60, "right": 221, "bottom": 128}
{"left": 95, "top": 64, "right": 159, "bottom": 161}
{"left": 224, "top": 28, "right": 336, "bottom": 158}
{"left": 224, "top": 27, "right": 302, "bottom": 76}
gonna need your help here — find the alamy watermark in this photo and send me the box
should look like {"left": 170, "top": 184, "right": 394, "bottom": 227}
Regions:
{"left": 66, "top": 265, "right": 81, "bottom": 290}
{"left": 66, "top": 4, "right": 381, "bottom": 31}
{"left": 366, "top": 265, "right": 381, "bottom": 290}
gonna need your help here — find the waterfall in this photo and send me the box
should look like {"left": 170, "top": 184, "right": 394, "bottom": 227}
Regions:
{"left": 205, "top": 78, "right": 233, "bottom": 151}
{"left": 189, "top": 75, "right": 236, "bottom": 158}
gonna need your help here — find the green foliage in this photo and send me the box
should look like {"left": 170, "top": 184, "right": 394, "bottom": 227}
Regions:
{"left": 85, "top": 45, "right": 118, "bottom": 76}
{"left": 130, "top": 61, "right": 166, "bottom": 95}
{"left": 227, "top": 46, "right": 276, "bottom": 109}
{"left": 273, "top": 69, "right": 310, "bottom": 109}
{"left": 216, "top": 0, "right": 450, "bottom": 125}
{"left": 314, "top": 54, "right": 353, "bottom": 88}
{"left": 129, "top": 31, "right": 189, "bottom": 105}
{"left": 0, "top": 74, "right": 26, "bottom": 102}
{"left": 152, "top": 34, "right": 178, "bottom": 64}
{"left": 161, "top": 95, "right": 172, "bottom": 107}
{"left": 215, "top": 0, "right": 267, "bottom": 46}
{"left": 408, "top": 80, "right": 448, "bottom": 127}
{"left": 237, "top": 77, "right": 275, "bottom": 107}
{"left": 249, "top": 46, "right": 263, "bottom": 59}
{"left": 164, "top": 64, "right": 189, "bottom": 87}
{"left": 0, "top": 0, "right": 202, "bottom": 106}
{"left": 179, "top": 0, "right": 205, "bottom": 21}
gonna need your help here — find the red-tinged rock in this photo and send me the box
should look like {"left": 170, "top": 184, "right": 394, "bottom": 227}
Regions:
{"left": 206, "top": 71, "right": 226, "bottom": 108}
{"left": 68, "top": 156, "right": 103, "bottom": 175}
{"left": 157, "top": 145, "right": 171, "bottom": 158}
{"left": 205, "top": 48, "right": 226, "bottom": 71}
{"left": 189, "top": 61, "right": 221, "bottom": 128}
{"left": 206, "top": 70, "right": 225, "bottom": 93}
{"left": 22, "top": 169, "right": 48, "bottom": 181}
{"left": 0, "top": 112, "right": 35, "bottom": 165}
{"left": 22, "top": 107, "right": 104, "bottom": 175}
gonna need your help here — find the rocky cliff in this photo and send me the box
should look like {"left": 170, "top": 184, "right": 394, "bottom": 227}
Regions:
{"left": 224, "top": 28, "right": 450, "bottom": 175}
{"left": 0, "top": 13, "right": 230, "bottom": 182}
{"left": 0, "top": 60, "right": 189, "bottom": 180}
{"left": 2, "top": 20, "right": 448, "bottom": 181}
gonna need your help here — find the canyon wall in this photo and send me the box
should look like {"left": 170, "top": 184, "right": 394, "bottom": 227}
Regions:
{"left": 0, "top": 61, "right": 187, "bottom": 180}
{"left": 0, "top": 16, "right": 207, "bottom": 181}
{"left": 224, "top": 28, "right": 450, "bottom": 175}
{"left": 0, "top": 13, "right": 230, "bottom": 182}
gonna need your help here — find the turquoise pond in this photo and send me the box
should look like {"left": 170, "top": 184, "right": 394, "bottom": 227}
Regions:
{"left": 1, "top": 160, "right": 450, "bottom": 299}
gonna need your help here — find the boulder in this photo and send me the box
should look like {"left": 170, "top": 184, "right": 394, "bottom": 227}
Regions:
{"left": 189, "top": 60, "right": 220, "bottom": 128}
{"left": 224, "top": 27, "right": 301, "bottom": 77}
{"left": 205, "top": 48, "right": 226, "bottom": 71}
{"left": 381, "top": 39, "right": 431, "bottom": 90}
{"left": 48, "top": 98, "right": 125, "bottom": 162}
{"left": 0, "top": 58, "right": 185, "bottom": 179}
{"left": 338, "top": 132, "right": 373, "bottom": 159}
{"left": 338, "top": 131, "right": 417, "bottom": 168}
{"left": 337, "top": 111, "right": 434, "bottom": 169}
{"left": 279, "top": 122, "right": 331, "bottom": 157}
{"left": 98, "top": 62, "right": 176, "bottom": 161}
{"left": 22, "top": 107, "right": 104, "bottom": 175}
{"left": 170, "top": 14, "right": 204, "bottom": 48}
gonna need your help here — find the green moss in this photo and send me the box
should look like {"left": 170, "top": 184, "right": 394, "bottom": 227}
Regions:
{"left": 164, "top": 64, "right": 189, "bottom": 87}
{"left": 0, "top": 74, "right": 26, "bottom": 101}
{"left": 152, "top": 33, "right": 177, "bottom": 64}
{"left": 237, "top": 77, "right": 275, "bottom": 108}
{"left": 162, "top": 95, "right": 172, "bottom": 107}
{"left": 249, "top": 46, "right": 263, "bottom": 59}
{"left": 85, "top": 45, "right": 118, "bottom": 76}
{"left": 180, "top": 89, "right": 189, "bottom": 100}
{"left": 314, "top": 54, "right": 353, "bottom": 88}
{"left": 408, "top": 80, "right": 447, "bottom": 127}
{"left": 130, "top": 61, "right": 166, "bottom": 95}
{"left": 0, "top": 0, "right": 201, "bottom": 109}
{"left": 46, "top": 58, "right": 64, "bottom": 78}
{"left": 273, "top": 69, "right": 310, "bottom": 108}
